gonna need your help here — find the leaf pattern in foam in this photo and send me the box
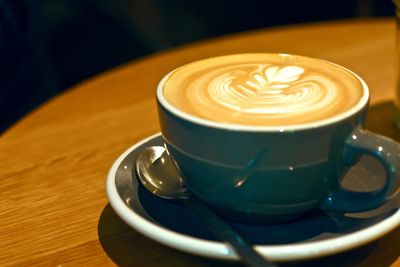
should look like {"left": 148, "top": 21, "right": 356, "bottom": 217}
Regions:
{"left": 231, "top": 65, "right": 305, "bottom": 97}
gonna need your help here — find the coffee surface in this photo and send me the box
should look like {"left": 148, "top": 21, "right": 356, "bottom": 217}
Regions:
{"left": 162, "top": 54, "right": 364, "bottom": 126}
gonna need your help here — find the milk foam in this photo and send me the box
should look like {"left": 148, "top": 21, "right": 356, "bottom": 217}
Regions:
{"left": 162, "top": 54, "right": 364, "bottom": 126}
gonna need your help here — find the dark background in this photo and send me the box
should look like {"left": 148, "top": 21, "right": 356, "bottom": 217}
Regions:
{"left": 0, "top": 0, "right": 395, "bottom": 133}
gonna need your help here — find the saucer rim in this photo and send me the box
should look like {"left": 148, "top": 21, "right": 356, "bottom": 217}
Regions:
{"left": 106, "top": 132, "right": 400, "bottom": 262}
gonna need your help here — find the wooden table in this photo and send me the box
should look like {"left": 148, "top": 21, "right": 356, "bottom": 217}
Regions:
{"left": 1, "top": 18, "right": 400, "bottom": 267}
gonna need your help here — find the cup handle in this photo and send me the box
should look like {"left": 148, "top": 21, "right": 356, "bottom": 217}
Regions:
{"left": 320, "top": 127, "right": 400, "bottom": 212}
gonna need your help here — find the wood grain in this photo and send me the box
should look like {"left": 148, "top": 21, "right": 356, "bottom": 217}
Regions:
{"left": 0, "top": 18, "right": 399, "bottom": 266}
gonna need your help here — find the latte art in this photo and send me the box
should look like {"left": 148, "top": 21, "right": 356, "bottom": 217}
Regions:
{"left": 203, "top": 64, "right": 337, "bottom": 115}
{"left": 162, "top": 54, "right": 365, "bottom": 127}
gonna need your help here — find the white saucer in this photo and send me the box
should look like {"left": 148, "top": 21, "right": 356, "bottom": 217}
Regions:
{"left": 106, "top": 133, "right": 400, "bottom": 262}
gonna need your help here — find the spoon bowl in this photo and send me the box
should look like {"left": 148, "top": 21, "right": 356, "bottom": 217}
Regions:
{"left": 136, "top": 146, "right": 188, "bottom": 199}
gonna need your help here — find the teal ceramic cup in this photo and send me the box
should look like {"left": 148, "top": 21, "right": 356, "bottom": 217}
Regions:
{"left": 156, "top": 55, "right": 400, "bottom": 224}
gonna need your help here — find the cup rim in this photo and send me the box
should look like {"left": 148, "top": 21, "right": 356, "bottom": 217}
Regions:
{"left": 156, "top": 54, "right": 370, "bottom": 132}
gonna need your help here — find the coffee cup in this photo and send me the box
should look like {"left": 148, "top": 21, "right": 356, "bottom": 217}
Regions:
{"left": 156, "top": 53, "right": 400, "bottom": 224}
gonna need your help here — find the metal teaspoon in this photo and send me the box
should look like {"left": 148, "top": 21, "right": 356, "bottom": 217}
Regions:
{"left": 135, "top": 146, "right": 277, "bottom": 267}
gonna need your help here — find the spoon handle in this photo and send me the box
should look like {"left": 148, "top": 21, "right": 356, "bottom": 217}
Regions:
{"left": 182, "top": 196, "right": 278, "bottom": 267}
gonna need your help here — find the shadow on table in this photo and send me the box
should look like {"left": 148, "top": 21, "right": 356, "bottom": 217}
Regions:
{"left": 98, "top": 204, "right": 236, "bottom": 267}
{"left": 97, "top": 204, "right": 389, "bottom": 267}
